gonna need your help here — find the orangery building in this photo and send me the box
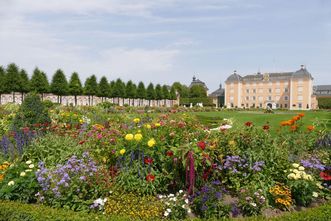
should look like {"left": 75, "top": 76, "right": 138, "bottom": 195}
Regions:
{"left": 224, "top": 65, "right": 318, "bottom": 110}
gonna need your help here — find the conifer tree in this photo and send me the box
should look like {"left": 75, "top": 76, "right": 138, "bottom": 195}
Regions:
{"left": 18, "top": 69, "right": 30, "bottom": 103}
{"left": 146, "top": 83, "right": 156, "bottom": 106}
{"left": 98, "top": 76, "right": 110, "bottom": 102}
{"left": 50, "top": 69, "right": 68, "bottom": 104}
{"left": 5, "top": 63, "right": 20, "bottom": 102}
{"left": 136, "top": 81, "right": 146, "bottom": 106}
{"left": 68, "top": 72, "right": 83, "bottom": 106}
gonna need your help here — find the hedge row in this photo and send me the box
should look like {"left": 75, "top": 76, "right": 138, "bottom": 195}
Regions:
{"left": 318, "top": 97, "right": 331, "bottom": 109}
{"left": 0, "top": 200, "right": 130, "bottom": 221}
{"left": 0, "top": 200, "right": 331, "bottom": 221}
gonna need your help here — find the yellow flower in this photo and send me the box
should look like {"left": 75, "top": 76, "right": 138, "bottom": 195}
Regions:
{"left": 79, "top": 119, "right": 83, "bottom": 124}
{"left": 292, "top": 163, "right": 299, "bottom": 168}
{"left": 155, "top": 123, "right": 161, "bottom": 127}
{"left": 147, "top": 138, "right": 156, "bottom": 148}
{"left": 145, "top": 124, "right": 151, "bottom": 129}
{"left": 134, "top": 133, "right": 143, "bottom": 142}
{"left": 8, "top": 180, "right": 15, "bottom": 186}
{"left": 125, "top": 134, "right": 134, "bottom": 141}
{"left": 133, "top": 118, "right": 140, "bottom": 123}
{"left": 120, "top": 149, "right": 126, "bottom": 155}
{"left": 20, "top": 172, "right": 26, "bottom": 177}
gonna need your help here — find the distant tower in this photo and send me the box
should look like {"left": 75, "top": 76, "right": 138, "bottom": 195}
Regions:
{"left": 193, "top": 76, "right": 196, "bottom": 82}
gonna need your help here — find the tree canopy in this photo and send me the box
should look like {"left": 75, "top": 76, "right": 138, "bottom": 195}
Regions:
{"left": 136, "top": 82, "right": 146, "bottom": 99}
{"left": 30, "top": 68, "right": 49, "bottom": 94}
{"left": 68, "top": 72, "right": 83, "bottom": 96}
{"left": 50, "top": 69, "right": 68, "bottom": 96}
{"left": 98, "top": 76, "right": 110, "bottom": 97}
{"left": 189, "top": 85, "right": 207, "bottom": 98}
{"left": 146, "top": 83, "right": 156, "bottom": 100}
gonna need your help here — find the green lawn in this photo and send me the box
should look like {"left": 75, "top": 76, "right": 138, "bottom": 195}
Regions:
{"left": 194, "top": 110, "right": 331, "bottom": 133}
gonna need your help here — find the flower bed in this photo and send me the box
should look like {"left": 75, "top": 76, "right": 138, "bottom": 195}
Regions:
{"left": 0, "top": 97, "right": 330, "bottom": 220}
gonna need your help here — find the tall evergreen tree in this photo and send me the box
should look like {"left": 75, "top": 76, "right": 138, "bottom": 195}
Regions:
{"left": 146, "top": 83, "right": 156, "bottom": 106}
{"left": 155, "top": 84, "right": 163, "bottom": 106}
{"left": 136, "top": 81, "right": 146, "bottom": 106}
{"left": 126, "top": 80, "right": 136, "bottom": 106}
{"left": 98, "top": 76, "right": 110, "bottom": 102}
{"left": 30, "top": 68, "right": 49, "bottom": 100}
{"left": 0, "top": 66, "right": 6, "bottom": 104}
{"left": 68, "top": 72, "right": 83, "bottom": 106}
{"left": 112, "top": 78, "right": 126, "bottom": 105}
{"left": 162, "top": 85, "right": 170, "bottom": 106}
{"left": 51, "top": 69, "right": 68, "bottom": 104}
{"left": 5, "top": 63, "right": 21, "bottom": 102}
{"left": 84, "top": 75, "right": 98, "bottom": 105}
{"left": 109, "top": 80, "right": 116, "bottom": 103}
{"left": 18, "top": 69, "right": 30, "bottom": 103}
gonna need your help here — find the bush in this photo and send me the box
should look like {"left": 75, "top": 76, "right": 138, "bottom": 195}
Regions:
{"left": 11, "top": 93, "right": 51, "bottom": 131}
{"left": 0, "top": 200, "right": 124, "bottom": 221}
{"left": 318, "top": 97, "right": 331, "bottom": 109}
{"left": 23, "top": 133, "right": 86, "bottom": 167}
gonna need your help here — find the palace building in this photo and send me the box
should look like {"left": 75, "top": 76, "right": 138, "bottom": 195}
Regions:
{"left": 224, "top": 65, "right": 318, "bottom": 110}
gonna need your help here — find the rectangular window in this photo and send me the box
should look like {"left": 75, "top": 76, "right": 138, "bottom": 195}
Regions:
{"left": 268, "top": 96, "right": 272, "bottom": 101}
{"left": 253, "top": 96, "right": 256, "bottom": 101}
{"left": 298, "top": 96, "right": 303, "bottom": 101}
{"left": 280, "top": 104, "right": 283, "bottom": 108}
{"left": 268, "top": 88, "right": 272, "bottom": 93}
{"left": 259, "top": 103, "right": 262, "bottom": 108}
{"left": 252, "top": 103, "right": 255, "bottom": 108}
{"left": 298, "top": 79, "right": 303, "bottom": 85}
{"left": 246, "top": 103, "right": 249, "bottom": 107}
{"left": 298, "top": 103, "right": 302, "bottom": 108}
{"left": 246, "top": 89, "right": 249, "bottom": 93}
{"left": 253, "top": 89, "right": 256, "bottom": 93}
{"left": 284, "top": 103, "right": 288, "bottom": 108}
{"left": 284, "top": 88, "right": 289, "bottom": 93}
{"left": 276, "top": 103, "right": 279, "bottom": 108}
{"left": 246, "top": 96, "right": 249, "bottom": 101}
{"left": 284, "top": 96, "right": 288, "bottom": 101}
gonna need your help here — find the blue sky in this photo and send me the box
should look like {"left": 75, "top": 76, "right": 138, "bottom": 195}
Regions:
{"left": 0, "top": 0, "right": 330, "bottom": 92}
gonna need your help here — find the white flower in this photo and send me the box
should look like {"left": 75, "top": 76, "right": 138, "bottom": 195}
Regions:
{"left": 250, "top": 203, "right": 257, "bottom": 207}
{"left": 25, "top": 169, "right": 32, "bottom": 172}
{"left": 29, "top": 164, "right": 35, "bottom": 169}
{"left": 298, "top": 166, "right": 305, "bottom": 171}
{"left": 26, "top": 160, "right": 32, "bottom": 165}
{"left": 179, "top": 190, "right": 183, "bottom": 194}
{"left": 103, "top": 198, "right": 107, "bottom": 202}
{"left": 287, "top": 173, "right": 296, "bottom": 179}
{"left": 168, "top": 194, "right": 174, "bottom": 197}
{"left": 182, "top": 205, "right": 186, "bottom": 209}
{"left": 109, "top": 191, "right": 113, "bottom": 194}
{"left": 312, "top": 192, "right": 318, "bottom": 198}
{"left": 185, "top": 199, "right": 189, "bottom": 204}
{"left": 166, "top": 208, "right": 172, "bottom": 213}
{"left": 164, "top": 212, "right": 169, "bottom": 217}
{"left": 165, "top": 202, "right": 170, "bottom": 206}
{"left": 292, "top": 163, "right": 300, "bottom": 168}
{"left": 8, "top": 181, "right": 15, "bottom": 186}
{"left": 158, "top": 195, "right": 164, "bottom": 199}
{"left": 171, "top": 197, "right": 177, "bottom": 202}
{"left": 293, "top": 169, "right": 299, "bottom": 174}
{"left": 20, "top": 172, "right": 26, "bottom": 177}
{"left": 187, "top": 208, "right": 192, "bottom": 213}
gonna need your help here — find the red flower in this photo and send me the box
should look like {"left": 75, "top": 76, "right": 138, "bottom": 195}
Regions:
{"left": 144, "top": 157, "right": 153, "bottom": 165}
{"left": 79, "top": 140, "right": 86, "bottom": 145}
{"left": 197, "top": 141, "right": 206, "bottom": 150}
{"left": 262, "top": 125, "right": 270, "bottom": 131}
{"left": 245, "top": 121, "right": 253, "bottom": 127}
{"left": 146, "top": 174, "right": 155, "bottom": 182}
{"left": 320, "top": 171, "right": 331, "bottom": 181}
{"left": 166, "top": 150, "right": 174, "bottom": 157}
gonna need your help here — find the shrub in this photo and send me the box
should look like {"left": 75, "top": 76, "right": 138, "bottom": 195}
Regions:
{"left": 23, "top": 133, "right": 86, "bottom": 167}
{"left": 11, "top": 93, "right": 51, "bottom": 131}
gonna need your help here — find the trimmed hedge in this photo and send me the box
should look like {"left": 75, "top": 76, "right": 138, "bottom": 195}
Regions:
{"left": 0, "top": 200, "right": 330, "bottom": 221}
{"left": 0, "top": 200, "right": 130, "bottom": 221}
{"left": 180, "top": 97, "right": 214, "bottom": 106}
{"left": 318, "top": 97, "right": 331, "bottom": 109}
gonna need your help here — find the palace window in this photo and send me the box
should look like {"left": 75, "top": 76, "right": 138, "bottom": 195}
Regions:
{"left": 268, "top": 88, "right": 272, "bottom": 93}
{"left": 284, "top": 88, "right": 289, "bottom": 93}
{"left": 284, "top": 96, "right": 288, "bottom": 101}
{"left": 284, "top": 103, "right": 288, "bottom": 108}
{"left": 298, "top": 103, "right": 302, "bottom": 108}
{"left": 298, "top": 96, "right": 303, "bottom": 101}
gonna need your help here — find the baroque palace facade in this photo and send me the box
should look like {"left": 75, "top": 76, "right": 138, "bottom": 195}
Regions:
{"left": 224, "top": 65, "right": 318, "bottom": 110}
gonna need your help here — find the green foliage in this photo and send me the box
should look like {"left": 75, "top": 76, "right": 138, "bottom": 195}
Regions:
{"left": 137, "top": 81, "right": 146, "bottom": 99}
{"left": 5, "top": 63, "right": 21, "bottom": 94}
{"left": 170, "top": 86, "right": 177, "bottom": 100}
{"left": 0, "top": 161, "right": 39, "bottom": 203}
{"left": 84, "top": 75, "right": 98, "bottom": 96}
{"left": 98, "top": 76, "right": 110, "bottom": 98}
{"left": 11, "top": 93, "right": 50, "bottom": 130}
{"left": 162, "top": 85, "right": 170, "bottom": 100}
{"left": 18, "top": 69, "right": 30, "bottom": 94}
{"left": 30, "top": 68, "right": 49, "bottom": 95}
{"left": 125, "top": 80, "right": 136, "bottom": 99}
{"left": 0, "top": 200, "right": 120, "bottom": 221}
{"left": 112, "top": 78, "right": 126, "bottom": 98}
{"left": 50, "top": 69, "right": 68, "bottom": 97}
{"left": 23, "top": 134, "right": 86, "bottom": 167}
{"left": 155, "top": 84, "right": 163, "bottom": 100}
{"left": 318, "top": 97, "right": 331, "bottom": 109}
{"left": 189, "top": 84, "right": 207, "bottom": 98}
{"left": 180, "top": 97, "right": 214, "bottom": 106}
{"left": 146, "top": 83, "right": 156, "bottom": 100}
{"left": 0, "top": 66, "right": 6, "bottom": 96}
{"left": 69, "top": 72, "right": 83, "bottom": 96}
{"left": 105, "top": 192, "right": 164, "bottom": 219}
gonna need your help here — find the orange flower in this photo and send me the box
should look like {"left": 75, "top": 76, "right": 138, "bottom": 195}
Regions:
{"left": 298, "top": 113, "right": 305, "bottom": 117}
{"left": 290, "top": 125, "right": 297, "bottom": 132}
{"left": 292, "top": 116, "right": 300, "bottom": 121}
{"left": 307, "top": 125, "right": 315, "bottom": 131}
{"left": 280, "top": 121, "right": 288, "bottom": 126}
{"left": 288, "top": 120, "right": 295, "bottom": 125}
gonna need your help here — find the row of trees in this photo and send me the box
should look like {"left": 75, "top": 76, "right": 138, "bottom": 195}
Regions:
{"left": 0, "top": 63, "right": 179, "bottom": 106}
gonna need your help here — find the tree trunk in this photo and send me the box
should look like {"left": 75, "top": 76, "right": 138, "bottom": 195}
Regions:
{"left": 12, "top": 92, "right": 15, "bottom": 103}
{"left": 91, "top": 96, "right": 94, "bottom": 105}
{"left": 74, "top": 95, "right": 77, "bottom": 106}
{"left": 21, "top": 92, "right": 24, "bottom": 103}
{"left": 0, "top": 94, "right": 2, "bottom": 105}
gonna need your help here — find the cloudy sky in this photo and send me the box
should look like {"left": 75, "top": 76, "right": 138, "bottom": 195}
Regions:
{"left": 0, "top": 0, "right": 330, "bottom": 92}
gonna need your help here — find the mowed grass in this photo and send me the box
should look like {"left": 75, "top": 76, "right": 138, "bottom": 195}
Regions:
{"left": 194, "top": 110, "right": 331, "bottom": 133}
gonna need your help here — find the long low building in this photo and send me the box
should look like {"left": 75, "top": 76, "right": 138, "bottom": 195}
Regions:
{"left": 224, "top": 65, "right": 318, "bottom": 110}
